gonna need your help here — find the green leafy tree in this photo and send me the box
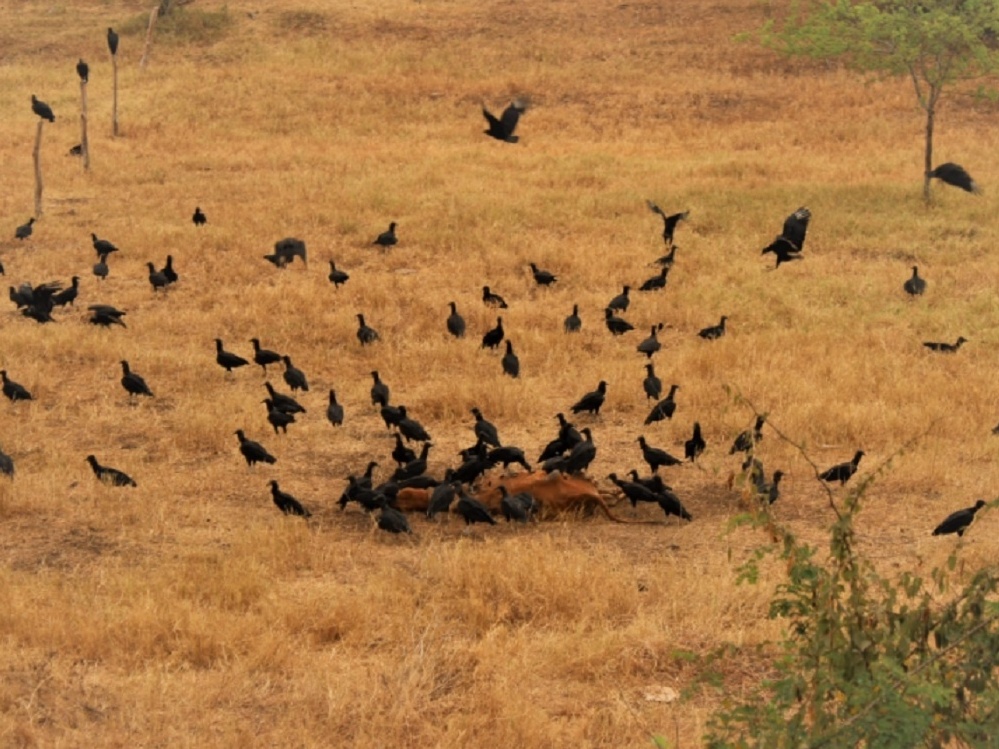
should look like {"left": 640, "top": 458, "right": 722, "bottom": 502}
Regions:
{"left": 758, "top": 0, "right": 999, "bottom": 201}
{"left": 704, "top": 416, "right": 999, "bottom": 747}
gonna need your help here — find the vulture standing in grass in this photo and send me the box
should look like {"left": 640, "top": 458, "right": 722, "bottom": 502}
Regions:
{"left": 819, "top": 450, "right": 865, "bottom": 485}
{"left": 250, "top": 339, "right": 282, "bottom": 373}
{"left": 604, "top": 308, "right": 634, "bottom": 336}
{"left": 446, "top": 302, "right": 466, "bottom": 338}
{"left": 107, "top": 27, "right": 119, "bottom": 56}
{"left": 928, "top": 163, "right": 980, "bottom": 194}
{"left": 91, "top": 233, "right": 119, "bottom": 257}
{"left": 356, "top": 314, "right": 380, "bottom": 345}
{"left": 328, "top": 259, "right": 349, "bottom": 287}
{"left": 482, "top": 286, "right": 508, "bottom": 309}
{"left": 192, "top": 207, "right": 207, "bottom": 226}
{"left": 529, "top": 263, "right": 557, "bottom": 286}
{"left": 932, "top": 500, "right": 986, "bottom": 537}
{"left": 482, "top": 317, "right": 505, "bottom": 349}
{"left": 903, "top": 266, "right": 926, "bottom": 297}
{"left": 214, "top": 339, "right": 249, "bottom": 373}
{"left": 281, "top": 355, "right": 309, "bottom": 392}
{"left": 235, "top": 430, "right": 276, "bottom": 467}
{"left": 0, "top": 446, "right": 13, "bottom": 478}
{"left": 643, "top": 363, "right": 662, "bottom": 401}
{"left": 644, "top": 385, "right": 680, "bottom": 426}
{"left": 86, "top": 454, "right": 136, "bottom": 487}
{"left": 638, "top": 436, "right": 681, "bottom": 473}
{"left": 923, "top": 337, "right": 967, "bottom": 353}
{"left": 77, "top": 59, "right": 89, "bottom": 82}
{"left": 571, "top": 381, "right": 607, "bottom": 416}
{"left": 269, "top": 480, "right": 310, "bottom": 517}
{"left": 762, "top": 206, "right": 810, "bottom": 268}
{"left": 501, "top": 340, "right": 520, "bottom": 378}
{"left": 1, "top": 371, "right": 33, "bottom": 402}
{"left": 698, "top": 316, "right": 727, "bottom": 340}
{"left": 370, "top": 371, "right": 390, "bottom": 407}
{"left": 120, "top": 360, "right": 153, "bottom": 399}
{"left": 326, "top": 390, "right": 344, "bottom": 427}
{"left": 482, "top": 100, "right": 526, "bottom": 143}
{"left": 564, "top": 304, "right": 582, "bottom": 333}
{"left": 373, "top": 222, "right": 397, "bottom": 249}
{"left": 684, "top": 422, "right": 706, "bottom": 462}
{"left": 15, "top": 218, "right": 34, "bottom": 240}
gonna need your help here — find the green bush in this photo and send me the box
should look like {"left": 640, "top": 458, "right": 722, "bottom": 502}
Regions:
{"left": 704, "top": 421, "right": 999, "bottom": 747}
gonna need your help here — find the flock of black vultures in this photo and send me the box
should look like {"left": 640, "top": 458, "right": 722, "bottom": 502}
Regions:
{"left": 1, "top": 27, "right": 990, "bottom": 541}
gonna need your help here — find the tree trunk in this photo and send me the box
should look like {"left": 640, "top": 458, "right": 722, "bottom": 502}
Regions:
{"left": 33, "top": 120, "right": 44, "bottom": 216}
{"left": 923, "top": 102, "right": 934, "bottom": 203}
{"left": 112, "top": 53, "right": 119, "bottom": 136}
{"left": 80, "top": 79, "right": 90, "bottom": 171}
{"left": 140, "top": 5, "right": 159, "bottom": 70}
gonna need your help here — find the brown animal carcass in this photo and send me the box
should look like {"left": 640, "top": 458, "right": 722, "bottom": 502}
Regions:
{"left": 393, "top": 487, "right": 431, "bottom": 513}
{"left": 475, "top": 471, "right": 629, "bottom": 522}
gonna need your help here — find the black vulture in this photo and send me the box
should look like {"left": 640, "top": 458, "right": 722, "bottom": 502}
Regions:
{"left": 446, "top": 301, "right": 466, "bottom": 338}
{"left": 637, "top": 436, "right": 681, "bottom": 473}
{"left": 637, "top": 324, "right": 663, "bottom": 358}
{"left": 380, "top": 403, "right": 403, "bottom": 432}
{"left": 928, "top": 163, "right": 980, "bottom": 194}
{"left": 604, "top": 308, "right": 634, "bottom": 336}
{"left": 482, "top": 100, "right": 526, "bottom": 143}
{"left": 730, "top": 416, "right": 765, "bottom": 455}
{"left": 373, "top": 222, "right": 397, "bottom": 249}
{"left": 684, "top": 422, "right": 706, "bottom": 462}
{"left": 391, "top": 442, "right": 432, "bottom": 483}
{"left": 282, "top": 355, "right": 309, "bottom": 392}
{"left": 107, "top": 27, "right": 119, "bottom": 56}
{"left": 564, "top": 304, "right": 582, "bottom": 333}
{"left": 501, "top": 340, "right": 520, "bottom": 378}
{"left": 370, "top": 371, "right": 390, "bottom": 407}
{"left": 93, "top": 252, "right": 110, "bottom": 280}
{"left": 263, "top": 382, "right": 306, "bottom": 414}
{"left": 646, "top": 201, "right": 689, "bottom": 247}
{"left": 759, "top": 470, "right": 783, "bottom": 505}
{"left": 471, "top": 407, "right": 501, "bottom": 447}
{"left": 144, "top": 246, "right": 172, "bottom": 284}
{"left": 571, "top": 380, "right": 607, "bottom": 416}
{"left": 120, "top": 360, "right": 153, "bottom": 399}
{"left": 86, "top": 454, "right": 136, "bottom": 487}
{"left": 607, "top": 285, "right": 630, "bottom": 312}
{"left": 192, "top": 207, "right": 207, "bottom": 226}
{"left": 643, "top": 363, "right": 662, "bottom": 401}
{"left": 392, "top": 433, "right": 417, "bottom": 466}
{"left": 52, "top": 277, "right": 80, "bottom": 307}
{"left": 658, "top": 488, "right": 693, "bottom": 523}
{"left": 698, "top": 316, "right": 727, "bottom": 340}
{"left": 15, "top": 218, "right": 34, "bottom": 240}
{"left": 272, "top": 237, "right": 307, "bottom": 266}
{"left": 88, "top": 303, "right": 126, "bottom": 327}
{"left": 69, "top": 144, "right": 83, "bottom": 157}
{"left": 482, "top": 317, "right": 505, "bottom": 349}
{"left": 0, "top": 446, "right": 13, "bottom": 478}
{"left": 639, "top": 267, "right": 670, "bottom": 292}
{"left": 456, "top": 493, "right": 497, "bottom": 525}
{"left": 378, "top": 502, "right": 412, "bottom": 534}
{"left": 31, "top": 95, "right": 54, "bottom": 122}
{"left": 397, "top": 406, "right": 431, "bottom": 443}
{"left": 147, "top": 262, "right": 169, "bottom": 292}
{"left": 235, "top": 430, "right": 276, "bottom": 467}
{"left": 762, "top": 207, "right": 810, "bottom": 267}
{"left": 932, "top": 499, "right": 986, "bottom": 537}
{"left": 487, "top": 445, "right": 531, "bottom": 471}
{"left": 250, "top": 339, "right": 282, "bottom": 373}
{"left": 328, "top": 259, "right": 349, "bottom": 287}
{"left": 482, "top": 286, "right": 508, "bottom": 308}
{"left": 923, "top": 336, "right": 967, "bottom": 353}
{"left": 77, "top": 59, "right": 89, "bottom": 82}
{"left": 214, "top": 339, "right": 249, "bottom": 373}
{"left": 269, "top": 480, "right": 311, "bottom": 517}
{"left": 1, "top": 371, "right": 33, "bottom": 402}
{"left": 652, "top": 245, "right": 676, "bottom": 268}
{"left": 564, "top": 428, "right": 597, "bottom": 474}
{"left": 529, "top": 263, "right": 557, "bottom": 286}
{"left": 499, "top": 486, "right": 538, "bottom": 522}
{"left": 819, "top": 450, "right": 865, "bottom": 485}
{"left": 903, "top": 266, "right": 926, "bottom": 297}
{"left": 264, "top": 399, "right": 296, "bottom": 434}
{"left": 607, "top": 473, "right": 661, "bottom": 508}
{"left": 91, "top": 233, "right": 119, "bottom": 256}
{"left": 644, "top": 384, "right": 680, "bottom": 425}
{"left": 427, "top": 477, "right": 459, "bottom": 519}
{"left": 356, "top": 314, "right": 380, "bottom": 345}
{"left": 326, "top": 390, "right": 344, "bottom": 427}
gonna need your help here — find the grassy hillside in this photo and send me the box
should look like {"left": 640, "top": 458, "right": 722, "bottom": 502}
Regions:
{"left": 1, "top": 0, "right": 998, "bottom": 745}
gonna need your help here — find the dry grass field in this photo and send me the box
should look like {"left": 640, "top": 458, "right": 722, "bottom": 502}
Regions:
{"left": 2, "top": 0, "right": 999, "bottom": 745}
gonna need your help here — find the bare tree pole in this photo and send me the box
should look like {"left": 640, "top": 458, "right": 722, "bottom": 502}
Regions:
{"left": 80, "top": 76, "right": 90, "bottom": 171}
{"left": 140, "top": 6, "right": 159, "bottom": 70}
{"left": 108, "top": 27, "right": 120, "bottom": 136}
{"left": 33, "top": 120, "right": 44, "bottom": 216}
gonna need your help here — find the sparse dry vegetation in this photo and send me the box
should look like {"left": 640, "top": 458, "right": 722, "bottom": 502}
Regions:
{"left": 1, "top": 0, "right": 998, "bottom": 746}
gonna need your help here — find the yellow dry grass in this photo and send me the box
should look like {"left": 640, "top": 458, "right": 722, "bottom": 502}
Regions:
{"left": 1, "top": 0, "right": 998, "bottom": 745}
